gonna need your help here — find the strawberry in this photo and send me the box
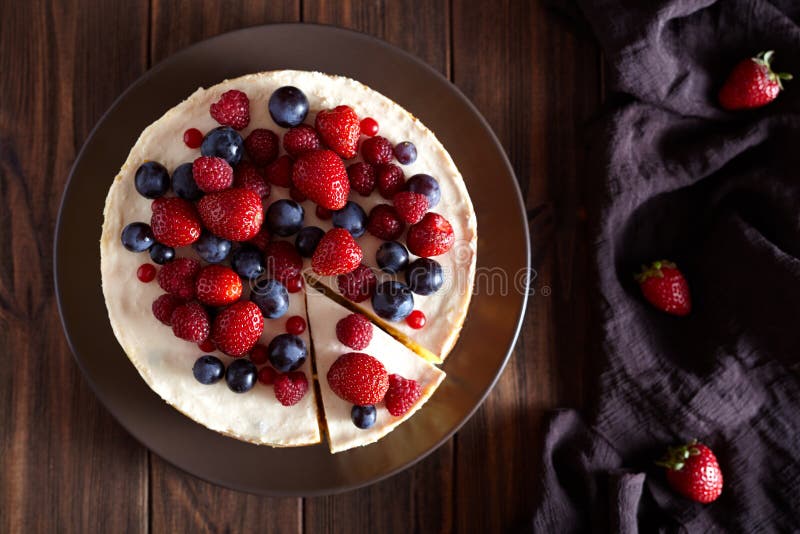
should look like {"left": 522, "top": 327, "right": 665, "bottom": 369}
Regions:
{"left": 326, "top": 352, "right": 389, "bottom": 405}
{"left": 274, "top": 371, "right": 309, "bottom": 406}
{"left": 195, "top": 265, "right": 243, "bottom": 307}
{"left": 265, "top": 155, "right": 293, "bottom": 188}
{"left": 366, "top": 204, "right": 405, "bottom": 240}
{"left": 635, "top": 260, "right": 691, "bottom": 316}
{"left": 393, "top": 191, "right": 428, "bottom": 224}
{"left": 347, "top": 161, "right": 376, "bottom": 196}
{"left": 407, "top": 213, "right": 455, "bottom": 257}
{"left": 192, "top": 156, "right": 234, "bottom": 193}
{"left": 361, "top": 136, "right": 394, "bottom": 165}
{"left": 283, "top": 124, "right": 322, "bottom": 158}
{"left": 657, "top": 440, "right": 723, "bottom": 503}
{"left": 258, "top": 366, "right": 278, "bottom": 386}
{"left": 311, "top": 228, "right": 363, "bottom": 276}
{"left": 233, "top": 161, "right": 270, "bottom": 199}
{"left": 376, "top": 163, "right": 405, "bottom": 199}
{"left": 719, "top": 51, "right": 792, "bottom": 110}
{"left": 264, "top": 240, "right": 302, "bottom": 284}
{"left": 197, "top": 188, "right": 264, "bottom": 242}
{"left": 209, "top": 89, "right": 250, "bottom": 130}
{"left": 337, "top": 264, "right": 377, "bottom": 303}
{"left": 384, "top": 374, "right": 422, "bottom": 416}
{"left": 212, "top": 301, "right": 264, "bottom": 357}
{"left": 157, "top": 258, "right": 201, "bottom": 299}
{"left": 152, "top": 293, "right": 185, "bottom": 326}
{"left": 244, "top": 128, "right": 279, "bottom": 165}
{"left": 292, "top": 149, "right": 350, "bottom": 210}
{"left": 171, "top": 302, "right": 210, "bottom": 343}
{"left": 315, "top": 105, "right": 360, "bottom": 159}
{"left": 335, "top": 313, "right": 373, "bottom": 350}
{"left": 150, "top": 197, "right": 201, "bottom": 247}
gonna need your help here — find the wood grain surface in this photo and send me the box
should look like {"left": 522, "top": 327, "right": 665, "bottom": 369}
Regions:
{"left": 0, "top": 1, "right": 601, "bottom": 532}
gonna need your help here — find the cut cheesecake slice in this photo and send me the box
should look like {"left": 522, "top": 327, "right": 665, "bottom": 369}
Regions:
{"left": 306, "top": 287, "right": 445, "bottom": 453}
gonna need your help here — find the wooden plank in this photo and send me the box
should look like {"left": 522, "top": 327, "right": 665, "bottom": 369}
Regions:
{"left": 451, "top": 0, "right": 601, "bottom": 531}
{"left": 0, "top": 1, "right": 150, "bottom": 533}
{"left": 301, "top": 2, "right": 454, "bottom": 532}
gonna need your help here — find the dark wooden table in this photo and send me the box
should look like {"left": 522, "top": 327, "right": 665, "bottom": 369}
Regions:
{"left": 1, "top": 1, "right": 601, "bottom": 532}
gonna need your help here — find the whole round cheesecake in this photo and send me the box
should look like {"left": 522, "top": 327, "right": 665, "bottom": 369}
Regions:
{"left": 100, "top": 70, "right": 477, "bottom": 451}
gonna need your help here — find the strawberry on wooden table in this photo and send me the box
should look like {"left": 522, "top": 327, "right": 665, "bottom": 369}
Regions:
{"left": 635, "top": 260, "right": 691, "bottom": 316}
{"left": 657, "top": 440, "right": 724, "bottom": 503}
{"left": 719, "top": 50, "right": 792, "bottom": 110}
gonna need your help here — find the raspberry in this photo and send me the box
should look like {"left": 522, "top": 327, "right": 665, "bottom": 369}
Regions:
{"left": 249, "top": 343, "right": 269, "bottom": 365}
{"left": 258, "top": 366, "right": 278, "bottom": 386}
{"left": 274, "top": 372, "right": 309, "bottom": 406}
{"left": 283, "top": 124, "right": 321, "bottom": 158}
{"left": 360, "top": 117, "right": 379, "bottom": 137}
{"left": 315, "top": 205, "right": 332, "bottom": 220}
{"left": 196, "top": 188, "right": 264, "bottom": 242}
{"left": 347, "top": 162, "right": 376, "bottom": 196}
{"left": 311, "top": 228, "right": 363, "bottom": 276}
{"left": 152, "top": 293, "right": 185, "bottom": 326}
{"left": 337, "top": 264, "right": 377, "bottom": 303}
{"left": 157, "top": 258, "right": 201, "bottom": 299}
{"left": 361, "top": 136, "right": 394, "bottom": 165}
{"left": 264, "top": 240, "right": 302, "bottom": 284}
{"left": 244, "top": 128, "right": 279, "bottom": 165}
{"left": 233, "top": 161, "right": 270, "bottom": 199}
{"left": 137, "top": 263, "right": 156, "bottom": 283}
{"left": 384, "top": 374, "right": 422, "bottom": 416}
{"left": 405, "top": 310, "right": 427, "bottom": 329}
{"left": 212, "top": 301, "right": 264, "bottom": 357}
{"left": 150, "top": 197, "right": 202, "bottom": 247}
{"left": 209, "top": 89, "right": 250, "bottom": 130}
{"left": 265, "top": 155, "right": 293, "bottom": 187}
{"left": 192, "top": 156, "right": 234, "bottom": 193}
{"left": 183, "top": 128, "right": 203, "bottom": 148}
{"left": 171, "top": 302, "right": 210, "bottom": 343}
{"left": 407, "top": 213, "right": 455, "bottom": 257}
{"left": 393, "top": 191, "right": 428, "bottom": 224}
{"left": 376, "top": 164, "right": 405, "bottom": 199}
{"left": 326, "top": 352, "right": 388, "bottom": 405}
{"left": 246, "top": 226, "right": 270, "bottom": 251}
{"left": 195, "top": 265, "right": 243, "bottom": 307}
{"left": 335, "top": 313, "right": 373, "bottom": 350}
{"left": 286, "top": 315, "right": 306, "bottom": 335}
{"left": 366, "top": 204, "right": 405, "bottom": 240}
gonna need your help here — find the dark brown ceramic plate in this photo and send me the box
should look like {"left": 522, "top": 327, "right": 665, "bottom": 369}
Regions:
{"left": 54, "top": 24, "right": 528, "bottom": 496}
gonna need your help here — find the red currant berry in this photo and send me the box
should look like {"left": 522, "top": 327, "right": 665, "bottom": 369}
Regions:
{"left": 183, "top": 128, "right": 203, "bottom": 149}
{"left": 316, "top": 205, "right": 332, "bottom": 220}
{"left": 250, "top": 343, "right": 269, "bottom": 365}
{"left": 137, "top": 263, "right": 157, "bottom": 283}
{"left": 286, "top": 275, "right": 304, "bottom": 293}
{"left": 198, "top": 339, "right": 216, "bottom": 352}
{"left": 286, "top": 315, "right": 307, "bottom": 335}
{"left": 406, "top": 310, "right": 426, "bottom": 329}
{"left": 360, "top": 117, "right": 379, "bottom": 137}
{"left": 258, "top": 366, "right": 278, "bottom": 386}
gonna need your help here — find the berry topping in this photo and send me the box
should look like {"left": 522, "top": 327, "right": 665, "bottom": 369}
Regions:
{"left": 244, "top": 128, "right": 279, "bottom": 166}
{"left": 265, "top": 154, "right": 293, "bottom": 187}
{"left": 360, "top": 117, "right": 379, "bottom": 137}
{"left": 264, "top": 240, "right": 302, "bottom": 284}
{"left": 198, "top": 339, "right": 216, "bottom": 353}
{"left": 274, "top": 371, "right": 309, "bottom": 406}
{"left": 351, "top": 404, "right": 377, "bottom": 429}
{"left": 171, "top": 162, "right": 204, "bottom": 201}
{"left": 250, "top": 278, "right": 289, "bottom": 319}
{"left": 231, "top": 244, "right": 265, "bottom": 280}
{"left": 376, "top": 241, "right": 409, "bottom": 273}
{"left": 372, "top": 281, "right": 414, "bottom": 322}
{"left": 150, "top": 197, "right": 202, "bottom": 247}
{"left": 210, "top": 89, "right": 250, "bottom": 130}
{"left": 157, "top": 257, "right": 201, "bottom": 299}
{"left": 258, "top": 366, "right": 278, "bottom": 386}
{"left": 719, "top": 51, "right": 792, "bottom": 111}
{"left": 385, "top": 374, "right": 422, "bottom": 416}
{"left": 121, "top": 222, "right": 155, "bottom": 252}
{"left": 286, "top": 315, "right": 307, "bottom": 335}
{"left": 246, "top": 226, "right": 271, "bottom": 252}
{"left": 407, "top": 213, "right": 455, "bottom": 257}
{"left": 376, "top": 163, "right": 405, "bottom": 199}
{"left": 286, "top": 275, "right": 304, "bottom": 293}
{"left": 137, "top": 263, "right": 157, "bottom": 283}
{"left": 193, "top": 355, "right": 225, "bottom": 385}
{"left": 337, "top": 264, "right": 377, "bottom": 303}
{"left": 249, "top": 343, "right": 268, "bottom": 365}
{"left": 393, "top": 141, "right": 417, "bottom": 165}
{"left": 393, "top": 191, "right": 428, "bottom": 224}
{"left": 315, "top": 205, "right": 332, "bottom": 220}
{"left": 335, "top": 313, "right": 373, "bottom": 350}
{"left": 406, "top": 258, "right": 444, "bottom": 295}
{"left": 225, "top": 359, "right": 257, "bottom": 393}
{"left": 233, "top": 161, "right": 270, "bottom": 199}
{"left": 332, "top": 201, "right": 367, "bottom": 238}
{"left": 635, "top": 260, "right": 691, "bottom": 316}
{"left": 192, "top": 231, "right": 232, "bottom": 264}
{"left": 295, "top": 226, "right": 325, "bottom": 258}
{"left": 134, "top": 161, "right": 170, "bottom": 199}
{"left": 292, "top": 149, "right": 350, "bottom": 210}
{"left": 347, "top": 161, "right": 376, "bottom": 196}
{"left": 268, "top": 86, "right": 309, "bottom": 128}
{"left": 289, "top": 186, "right": 307, "bottom": 203}
{"left": 658, "top": 440, "right": 723, "bottom": 503}
{"left": 268, "top": 334, "right": 308, "bottom": 373}
{"left": 405, "top": 173, "right": 441, "bottom": 208}
{"left": 212, "top": 301, "right": 264, "bottom": 357}
{"left": 311, "top": 228, "right": 363, "bottom": 276}
{"left": 327, "top": 353, "right": 389, "bottom": 405}
{"left": 171, "top": 302, "right": 210, "bottom": 343}
{"left": 196, "top": 188, "right": 264, "bottom": 242}
{"left": 195, "top": 265, "right": 243, "bottom": 307}
{"left": 201, "top": 126, "right": 244, "bottom": 166}
{"left": 361, "top": 136, "right": 394, "bottom": 165}
{"left": 183, "top": 128, "right": 204, "bottom": 149}
{"left": 283, "top": 124, "right": 322, "bottom": 158}
{"left": 149, "top": 243, "right": 175, "bottom": 265}
{"left": 266, "top": 199, "right": 304, "bottom": 237}
{"left": 152, "top": 294, "right": 184, "bottom": 326}
{"left": 192, "top": 156, "right": 234, "bottom": 193}
{"left": 406, "top": 310, "right": 427, "bottom": 329}
{"left": 366, "top": 204, "right": 405, "bottom": 241}
{"left": 315, "top": 105, "right": 361, "bottom": 159}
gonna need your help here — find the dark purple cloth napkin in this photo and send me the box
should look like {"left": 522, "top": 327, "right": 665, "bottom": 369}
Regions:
{"left": 531, "top": 1, "right": 800, "bottom": 531}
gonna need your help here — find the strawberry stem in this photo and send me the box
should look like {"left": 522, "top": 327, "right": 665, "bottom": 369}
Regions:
{"left": 656, "top": 439, "right": 698, "bottom": 471}
{"left": 754, "top": 50, "right": 793, "bottom": 90}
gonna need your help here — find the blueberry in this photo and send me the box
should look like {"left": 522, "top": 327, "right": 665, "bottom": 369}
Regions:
{"left": 332, "top": 201, "right": 367, "bottom": 238}
{"left": 201, "top": 126, "right": 244, "bottom": 166}
{"left": 149, "top": 243, "right": 175, "bottom": 264}
{"left": 268, "top": 86, "right": 309, "bottom": 128}
{"left": 266, "top": 199, "right": 304, "bottom": 237}
{"left": 192, "top": 355, "right": 225, "bottom": 385}
{"left": 351, "top": 405, "right": 377, "bottom": 429}
{"left": 405, "top": 174, "right": 441, "bottom": 208}
{"left": 192, "top": 232, "right": 232, "bottom": 264}
{"left": 295, "top": 226, "right": 325, "bottom": 258}
{"left": 406, "top": 258, "right": 444, "bottom": 295}
{"left": 268, "top": 334, "right": 307, "bottom": 373}
{"left": 134, "top": 161, "right": 170, "bottom": 198}
{"left": 231, "top": 245, "right": 265, "bottom": 280}
{"left": 371, "top": 281, "right": 414, "bottom": 322}
{"left": 121, "top": 222, "right": 154, "bottom": 252}
{"left": 171, "top": 162, "right": 203, "bottom": 201}
{"left": 393, "top": 141, "right": 417, "bottom": 165}
{"left": 225, "top": 359, "right": 257, "bottom": 393}
{"left": 376, "top": 241, "right": 409, "bottom": 274}
{"left": 250, "top": 278, "right": 289, "bottom": 319}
